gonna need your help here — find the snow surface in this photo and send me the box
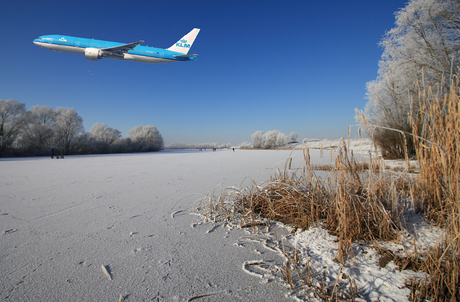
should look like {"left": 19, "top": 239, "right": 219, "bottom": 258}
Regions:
{"left": 0, "top": 142, "right": 440, "bottom": 301}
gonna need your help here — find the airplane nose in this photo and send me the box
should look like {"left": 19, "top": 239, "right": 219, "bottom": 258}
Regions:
{"left": 33, "top": 40, "right": 45, "bottom": 48}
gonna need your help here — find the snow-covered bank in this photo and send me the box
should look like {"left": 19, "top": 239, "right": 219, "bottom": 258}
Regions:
{"left": 303, "top": 138, "right": 418, "bottom": 171}
{"left": 289, "top": 217, "right": 443, "bottom": 301}
{"left": 303, "top": 138, "right": 375, "bottom": 154}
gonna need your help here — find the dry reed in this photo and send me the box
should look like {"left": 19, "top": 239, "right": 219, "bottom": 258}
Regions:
{"left": 406, "top": 83, "right": 460, "bottom": 301}
{"left": 197, "top": 139, "right": 404, "bottom": 298}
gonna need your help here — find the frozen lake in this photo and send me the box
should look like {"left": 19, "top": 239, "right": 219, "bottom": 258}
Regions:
{"left": 1, "top": 149, "right": 330, "bottom": 301}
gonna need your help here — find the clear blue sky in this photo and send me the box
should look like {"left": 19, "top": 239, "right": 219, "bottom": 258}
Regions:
{"left": 1, "top": 0, "right": 407, "bottom": 145}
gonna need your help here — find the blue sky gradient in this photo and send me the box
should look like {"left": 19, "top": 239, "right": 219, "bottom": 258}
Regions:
{"left": 1, "top": 0, "right": 407, "bottom": 145}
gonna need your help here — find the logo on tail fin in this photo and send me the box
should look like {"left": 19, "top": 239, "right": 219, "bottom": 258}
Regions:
{"left": 168, "top": 28, "right": 200, "bottom": 54}
{"left": 175, "top": 39, "right": 190, "bottom": 49}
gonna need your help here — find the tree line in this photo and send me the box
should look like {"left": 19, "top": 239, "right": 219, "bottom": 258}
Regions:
{"left": 0, "top": 99, "right": 164, "bottom": 157}
{"left": 251, "top": 130, "right": 298, "bottom": 149}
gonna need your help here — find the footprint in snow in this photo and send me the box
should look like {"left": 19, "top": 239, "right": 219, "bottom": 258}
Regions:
{"left": 3, "top": 228, "right": 18, "bottom": 234}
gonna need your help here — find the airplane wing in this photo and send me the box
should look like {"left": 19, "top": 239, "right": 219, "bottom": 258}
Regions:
{"left": 101, "top": 40, "right": 144, "bottom": 57}
{"left": 173, "top": 54, "right": 198, "bottom": 58}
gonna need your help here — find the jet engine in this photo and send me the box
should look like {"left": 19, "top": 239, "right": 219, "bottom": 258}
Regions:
{"left": 85, "top": 48, "right": 101, "bottom": 61}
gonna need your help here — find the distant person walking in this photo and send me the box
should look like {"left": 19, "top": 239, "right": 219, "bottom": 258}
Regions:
{"left": 51, "top": 149, "right": 54, "bottom": 159}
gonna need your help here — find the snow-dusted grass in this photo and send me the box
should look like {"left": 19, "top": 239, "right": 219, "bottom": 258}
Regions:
{"left": 196, "top": 139, "right": 447, "bottom": 301}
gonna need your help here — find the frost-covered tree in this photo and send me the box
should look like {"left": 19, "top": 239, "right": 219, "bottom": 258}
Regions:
{"left": 0, "top": 99, "right": 28, "bottom": 154}
{"left": 251, "top": 130, "right": 287, "bottom": 149}
{"left": 238, "top": 142, "right": 252, "bottom": 149}
{"left": 22, "top": 105, "right": 57, "bottom": 152}
{"left": 263, "top": 130, "right": 278, "bottom": 149}
{"left": 274, "top": 131, "right": 287, "bottom": 147}
{"left": 365, "top": 0, "right": 460, "bottom": 158}
{"left": 289, "top": 132, "right": 298, "bottom": 144}
{"left": 53, "top": 107, "right": 85, "bottom": 154}
{"left": 89, "top": 123, "right": 121, "bottom": 145}
{"left": 251, "top": 131, "right": 264, "bottom": 148}
{"left": 110, "top": 138, "right": 133, "bottom": 153}
{"left": 127, "top": 125, "right": 164, "bottom": 151}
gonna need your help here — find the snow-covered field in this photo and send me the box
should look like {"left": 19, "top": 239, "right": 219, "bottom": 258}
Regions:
{"left": 0, "top": 141, "right": 440, "bottom": 301}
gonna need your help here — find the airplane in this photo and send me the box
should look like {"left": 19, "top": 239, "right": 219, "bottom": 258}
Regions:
{"left": 33, "top": 28, "right": 200, "bottom": 64}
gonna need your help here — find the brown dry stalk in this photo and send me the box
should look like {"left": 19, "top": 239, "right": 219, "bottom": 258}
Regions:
{"left": 358, "top": 83, "right": 460, "bottom": 301}
{"left": 407, "top": 84, "right": 460, "bottom": 301}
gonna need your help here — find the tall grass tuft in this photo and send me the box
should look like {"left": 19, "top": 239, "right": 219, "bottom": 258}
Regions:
{"left": 408, "top": 83, "right": 460, "bottom": 301}
{"left": 198, "top": 141, "right": 402, "bottom": 255}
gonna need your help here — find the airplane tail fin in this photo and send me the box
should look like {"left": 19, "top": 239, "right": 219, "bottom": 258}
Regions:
{"left": 167, "top": 28, "right": 200, "bottom": 54}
